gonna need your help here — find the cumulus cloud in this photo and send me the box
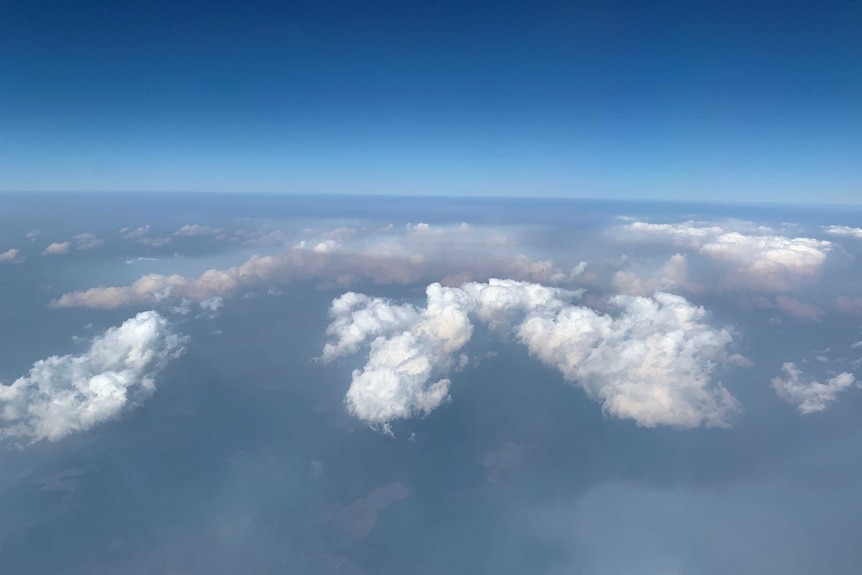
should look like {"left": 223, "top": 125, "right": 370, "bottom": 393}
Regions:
{"left": 823, "top": 225, "right": 862, "bottom": 239}
{"left": 620, "top": 221, "right": 832, "bottom": 292}
{"left": 324, "top": 284, "right": 475, "bottom": 425}
{"left": 323, "top": 280, "right": 741, "bottom": 429}
{"left": 0, "top": 248, "right": 23, "bottom": 263}
{"left": 41, "top": 241, "right": 71, "bottom": 256}
{"left": 771, "top": 362, "right": 856, "bottom": 414}
{"left": 0, "top": 312, "right": 186, "bottom": 443}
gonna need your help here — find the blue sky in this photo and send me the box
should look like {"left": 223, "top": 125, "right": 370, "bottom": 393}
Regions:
{"left": 1, "top": 0, "right": 860, "bottom": 201}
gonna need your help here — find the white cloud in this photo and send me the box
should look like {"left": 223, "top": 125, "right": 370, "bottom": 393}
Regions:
{"left": 51, "top": 223, "right": 572, "bottom": 309}
{"left": 0, "top": 312, "right": 186, "bottom": 443}
{"left": 771, "top": 362, "right": 856, "bottom": 414}
{"left": 73, "top": 232, "right": 103, "bottom": 250}
{"left": 199, "top": 296, "right": 224, "bottom": 314}
{"left": 120, "top": 225, "right": 150, "bottom": 240}
{"left": 121, "top": 225, "right": 172, "bottom": 246}
{"left": 323, "top": 280, "right": 741, "bottom": 429}
{"left": 41, "top": 241, "right": 71, "bottom": 256}
{"left": 612, "top": 253, "right": 693, "bottom": 296}
{"left": 174, "top": 224, "right": 221, "bottom": 237}
{"left": 0, "top": 248, "right": 23, "bottom": 263}
{"left": 621, "top": 221, "right": 832, "bottom": 292}
{"left": 823, "top": 225, "right": 862, "bottom": 239}
{"left": 312, "top": 239, "right": 341, "bottom": 254}
{"left": 513, "top": 290, "right": 738, "bottom": 428}
{"left": 321, "top": 292, "right": 420, "bottom": 362}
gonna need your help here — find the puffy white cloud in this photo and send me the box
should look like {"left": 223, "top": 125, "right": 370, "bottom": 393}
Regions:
{"left": 326, "top": 284, "right": 476, "bottom": 425}
{"left": 0, "top": 248, "right": 23, "bottom": 263}
{"left": 321, "top": 293, "right": 420, "bottom": 362}
{"left": 323, "top": 280, "right": 741, "bottom": 429}
{"left": 0, "top": 312, "right": 186, "bottom": 443}
{"left": 514, "top": 291, "right": 738, "bottom": 428}
{"left": 771, "top": 362, "right": 856, "bottom": 414}
{"left": 621, "top": 221, "right": 832, "bottom": 292}
{"left": 823, "top": 225, "right": 862, "bottom": 239}
{"left": 41, "top": 241, "right": 71, "bottom": 256}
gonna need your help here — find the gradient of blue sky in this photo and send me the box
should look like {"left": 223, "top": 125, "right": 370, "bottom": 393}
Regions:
{"left": 1, "top": 0, "right": 860, "bottom": 201}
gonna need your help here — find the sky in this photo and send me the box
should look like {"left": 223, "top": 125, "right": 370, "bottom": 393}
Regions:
{"left": 2, "top": 0, "right": 861, "bottom": 200}
{"left": 2, "top": 194, "right": 862, "bottom": 573}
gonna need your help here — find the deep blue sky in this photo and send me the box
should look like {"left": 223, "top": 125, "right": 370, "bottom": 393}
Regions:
{"left": 2, "top": 0, "right": 860, "bottom": 201}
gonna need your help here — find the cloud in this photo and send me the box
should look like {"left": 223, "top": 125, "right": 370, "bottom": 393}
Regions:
{"left": 835, "top": 297, "right": 862, "bottom": 314}
{"left": 174, "top": 224, "right": 221, "bottom": 237}
{"left": 199, "top": 296, "right": 224, "bottom": 317}
{"left": 0, "top": 248, "right": 23, "bottom": 263}
{"left": 41, "top": 241, "right": 71, "bottom": 256}
{"left": 823, "top": 225, "right": 862, "bottom": 240}
{"left": 620, "top": 221, "right": 832, "bottom": 292}
{"left": 773, "top": 296, "right": 820, "bottom": 319}
{"left": 0, "top": 312, "right": 186, "bottom": 443}
{"left": 120, "top": 225, "right": 150, "bottom": 240}
{"left": 612, "top": 253, "right": 694, "bottom": 296}
{"left": 51, "top": 223, "right": 572, "bottom": 309}
{"left": 771, "top": 362, "right": 856, "bottom": 414}
{"left": 321, "top": 293, "right": 420, "bottom": 362}
{"left": 119, "top": 225, "right": 173, "bottom": 246}
{"left": 73, "top": 232, "right": 103, "bottom": 250}
{"left": 326, "top": 284, "right": 475, "bottom": 426}
{"left": 323, "top": 280, "right": 741, "bottom": 429}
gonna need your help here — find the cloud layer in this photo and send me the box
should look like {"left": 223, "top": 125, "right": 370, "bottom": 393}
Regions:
{"left": 51, "top": 222, "right": 571, "bottom": 309}
{"left": 322, "top": 280, "right": 742, "bottom": 429}
{"left": 0, "top": 312, "right": 186, "bottom": 443}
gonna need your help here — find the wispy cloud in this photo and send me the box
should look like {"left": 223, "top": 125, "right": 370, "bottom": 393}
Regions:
{"left": 772, "top": 362, "right": 856, "bottom": 414}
